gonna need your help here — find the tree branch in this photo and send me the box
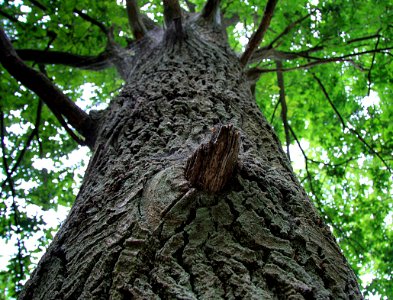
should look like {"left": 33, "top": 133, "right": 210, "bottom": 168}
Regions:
{"left": 250, "top": 46, "right": 329, "bottom": 64}
{"left": 288, "top": 124, "right": 316, "bottom": 198}
{"left": 200, "top": 0, "right": 221, "bottom": 24}
{"left": 249, "top": 38, "right": 392, "bottom": 67}
{"left": 276, "top": 60, "right": 291, "bottom": 161}
{"left": 163, "top": 0, "right": 183, "bottom": 37}
{"left": 126, "top": 0, "right": 147, "bottom": 40}
{"left": 184, "top": 0, "right": 196, "bottom": 12}
{"left": 16, "top": 49, "right": 113, "bottom": 70}
{"left": 312, "top": 74, "right": 391, "bottom": 172}
{"left": 0, "top": 27, "right": 96, "bottom": 147}
{"left": 27, "top": 0, "right": 47, "bottom": 11}
{"left": 346, "top": 33, "right": 381, "bottom": 45}
{"left": 240, "top": 0, "right": 278, "bottom": 65}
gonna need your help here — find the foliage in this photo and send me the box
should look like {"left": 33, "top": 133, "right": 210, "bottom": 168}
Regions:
{"left": 0, "top": 0, "right": 392, "bottom": 298}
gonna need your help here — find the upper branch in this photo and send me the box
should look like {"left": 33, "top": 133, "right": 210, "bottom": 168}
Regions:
{"left": 126, "top": 0, "right": 147, "bottom": 40}
{"left": 0, "top": 27, "right": 96, "bottom": 147}
{"left": 16, "top": 49, "right": 113, "bottom": 70}
{"left": 163, "top": 0, "right": 183, "bottom": 37}
{"left": 200, "top": 0, "right": 221, "bottom": 24}
{"left": 240, "top": 0, "right": 278, "bottom": 66}
{"left": 249, "top": 46, "right": 323, "bottom": 64}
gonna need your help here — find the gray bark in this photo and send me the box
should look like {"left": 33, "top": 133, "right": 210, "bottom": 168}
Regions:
{"left": 20, "top": 15, "right": 362, "bottom": 300}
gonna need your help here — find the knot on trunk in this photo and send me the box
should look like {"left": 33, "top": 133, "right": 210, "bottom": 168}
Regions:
{"left": 185, "top": 124, "right": 240, "bottom": 192}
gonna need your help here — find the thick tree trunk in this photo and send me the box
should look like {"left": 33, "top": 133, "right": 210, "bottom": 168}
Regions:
{"left": 20, "top": 18, "right": 362, "bottom": 300}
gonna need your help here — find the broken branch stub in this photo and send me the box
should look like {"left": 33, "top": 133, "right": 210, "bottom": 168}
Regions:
{"left": 185, "top": 124, "right": 240, "bottom": 192}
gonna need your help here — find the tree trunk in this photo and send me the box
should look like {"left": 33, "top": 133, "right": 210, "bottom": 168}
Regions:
{"left": 20, "top": 18, "right": 362, "bottom": 300}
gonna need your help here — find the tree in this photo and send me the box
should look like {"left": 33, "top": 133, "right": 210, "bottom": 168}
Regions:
{"left": 0, "top": 0, "right": 392, "bottom": 298}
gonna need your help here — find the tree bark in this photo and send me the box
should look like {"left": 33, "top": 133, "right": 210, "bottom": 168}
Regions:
{"left": 20, "top": 17, "right": 362, "bottom": 300}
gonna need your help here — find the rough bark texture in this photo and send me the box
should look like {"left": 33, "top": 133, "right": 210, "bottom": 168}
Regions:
{"left": 20, "top": 15, "right": 362, "bottom": 300}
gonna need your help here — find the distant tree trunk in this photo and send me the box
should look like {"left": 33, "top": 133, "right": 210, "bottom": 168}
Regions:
{"left": 20, "top": 16, "right": 362, "bottom": 300}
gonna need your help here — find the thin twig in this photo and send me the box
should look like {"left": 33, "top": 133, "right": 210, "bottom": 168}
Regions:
{"left": 268, "top": 11, "right": 314, "bottom": 48}
{"left": 0, "top": 110, "right": 15, "bottom": 196}
{"left": 289, "top": 124, "right": 369, "bottom": 257}
{"left": 247, "top": 46, "right": 393, "bottom": 79}
{"left": 346, "top": 33, "right": 381, "bottom": 45}
{"left": 270, "top": 97, "right": 280, "bottom": 124}
{"left": 313, "top": 74, "right": 391, "bottom": 172}
{"left": 1, "top": 101, "right": 43, "bottom": 191}
{"left": 367, "top": 29, "right": 381, "bottom": 96}
{"left": 73, "top": 9, "right": 108, "bottom": 34}
{"left": 276, "top": 60, "right": 291, "bottom": 160}
{"left": 249, "top": 46, "right": 392, "bottom": 72}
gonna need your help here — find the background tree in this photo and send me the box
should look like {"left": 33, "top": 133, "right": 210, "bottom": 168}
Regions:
{"left": 0, "top": 0, "right": 392, "bottom": 298}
